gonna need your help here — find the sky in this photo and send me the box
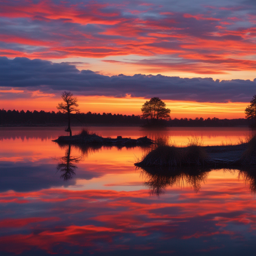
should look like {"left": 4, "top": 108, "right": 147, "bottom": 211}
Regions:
{"left": 0, "top": 0, "right": 256, "bottom": 118}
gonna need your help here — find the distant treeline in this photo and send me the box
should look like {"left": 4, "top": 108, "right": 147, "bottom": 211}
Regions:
{"left": 0, "top": 109, "right": 141, "bottom": 126}
{"left": 170, "top": 117, "right": 248, "bottom": 127}
{"left": 0, "top": 109, "right": 249, "bottom": 127}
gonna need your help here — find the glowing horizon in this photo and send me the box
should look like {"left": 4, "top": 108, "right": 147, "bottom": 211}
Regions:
{"left": 0, "top": 94, "right": 248, "bottom": 119}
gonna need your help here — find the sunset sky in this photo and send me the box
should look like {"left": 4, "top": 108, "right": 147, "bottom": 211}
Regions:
{"left": 1, "top": 0, "right": 256, "bottom": 118}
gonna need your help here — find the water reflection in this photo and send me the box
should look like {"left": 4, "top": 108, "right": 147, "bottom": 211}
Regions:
{"left": 55, "top": 139, "right": 104, "bottom": 182}
{"left": 57, "top": 144, "right": 80, "bottom": 180}
{"left": 140, "top": 165, "right": 256, "bottom": 195}
{"left": 238, "top": 166, "right": 256, "bottom": 193}
{"left": 140, "top": 166, "right": 210, "bottom": 195}
{"left": 2, "top": 127, "right": 256, "bottom": 255}
{"left": 0, "top": 126, "right": 253, "bottom": 146}
{"left": 141, "top": 127, "right": 170, "bottom": 147}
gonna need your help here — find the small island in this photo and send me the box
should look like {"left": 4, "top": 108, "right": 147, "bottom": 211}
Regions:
{"left": 53, "top": 129, "right": 153, "bottom": 148}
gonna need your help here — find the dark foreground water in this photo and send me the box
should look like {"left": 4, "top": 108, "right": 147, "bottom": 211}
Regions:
{"left": 0, "top": 127, "right": 256, "bottom": 256}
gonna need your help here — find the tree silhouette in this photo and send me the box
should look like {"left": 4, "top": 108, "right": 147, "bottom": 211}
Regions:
{"left": 57, "top": 144, "right": 80, "bottom": 180}
{"left": 141, "top": 97, "right": 170, "bottom": 121}
{"left": 57, "top": 91, "right": 79, "bottom": 136}
{"left": 245, "top": 95, "right": 256, "bottom": 127}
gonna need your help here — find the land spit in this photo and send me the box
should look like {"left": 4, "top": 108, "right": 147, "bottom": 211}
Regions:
{"left": 135, "top": 137, "right": 256, "bottom": 169}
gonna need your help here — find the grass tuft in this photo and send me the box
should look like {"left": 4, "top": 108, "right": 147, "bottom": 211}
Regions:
{"left": 79, "top": 129, "right": 90, "bottom": 137}
{"left": 187, "top": 137, "right": 203, "bottom": 147}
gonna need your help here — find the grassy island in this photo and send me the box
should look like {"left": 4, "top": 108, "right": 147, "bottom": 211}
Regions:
{"left": 53, "top": 129, "right": 153, "bottom": 148}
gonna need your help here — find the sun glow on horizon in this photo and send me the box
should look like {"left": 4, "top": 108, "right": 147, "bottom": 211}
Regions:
{"left": 0, "top": 94, "right": 248, "bottom": 119}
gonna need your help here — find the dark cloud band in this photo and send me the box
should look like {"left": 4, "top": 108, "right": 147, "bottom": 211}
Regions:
{"left": 0, "top": 57, "right": 255, "bottom": 102}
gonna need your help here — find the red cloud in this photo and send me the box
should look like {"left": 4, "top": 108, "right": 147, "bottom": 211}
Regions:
{"left": 0, "top": 217, "right": 59, "bottom": 228}
{"left": 0, "top": 0, "right": 256, "bottom": 75}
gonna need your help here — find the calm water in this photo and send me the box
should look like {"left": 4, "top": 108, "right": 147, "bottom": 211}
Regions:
{"left": 0, "top": 126, "right": 256, "bottom": 256}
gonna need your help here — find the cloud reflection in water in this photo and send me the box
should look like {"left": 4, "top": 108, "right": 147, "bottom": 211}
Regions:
{"left": 0, "top": 128, "right": 256, "bottom": 255}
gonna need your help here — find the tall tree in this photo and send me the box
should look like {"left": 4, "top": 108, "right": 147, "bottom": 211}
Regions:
{"left": 57, "top": 91, "right": 79, "bottom": 136}
{"left": 142, "top": 97, "right": 170, "bottom": 121}
{"left": 245, "top": 95, "right": 256, "bottom": 127}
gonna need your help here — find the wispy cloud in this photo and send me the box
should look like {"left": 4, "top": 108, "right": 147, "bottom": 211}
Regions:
{"left": 0, "top": 0, "right": 256, "bottom": 76}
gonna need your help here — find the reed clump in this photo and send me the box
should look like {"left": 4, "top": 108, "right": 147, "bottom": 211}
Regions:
{"left": 79, "top": 129, "right": 90, "bottom": 137}
{"left": 240, "top": 135, "right": 256, "bottom": 165}
{"left": 135, "top": 144, "right": 208, "bottom": 167}
{"left": 79, "top": 129, "right": 97, "bottom": 137}
{"left": 185, "top": 145, "right": 208, "bottom": 165}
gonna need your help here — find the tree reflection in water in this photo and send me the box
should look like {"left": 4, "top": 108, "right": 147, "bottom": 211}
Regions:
{"left": 142, "top": 127, "right": 170, "bottom": 147}
{"left": 57, "top": 144, "right": 80, "bottom": 180}
{"left": 140, "top": 166, "right": 210, "bottom": 195}
{"left": 141, "top": 165, "right": 256, "bottom": 195}
{"left": 56, "top": 142, "right": 103, "bottom": 180}
{"left": 238, "top": 166, "right": 256, "bottom": 193}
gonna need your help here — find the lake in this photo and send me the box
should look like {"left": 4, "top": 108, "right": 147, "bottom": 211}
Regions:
{"left": 0, "top": 126, "right": 255, "bottom": 256}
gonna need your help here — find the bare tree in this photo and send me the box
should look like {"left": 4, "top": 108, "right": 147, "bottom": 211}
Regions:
{"left": 57, "top": 91, "right": 79, "bottom": 136}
